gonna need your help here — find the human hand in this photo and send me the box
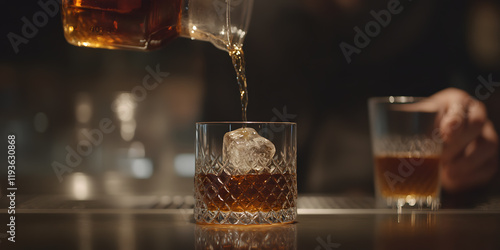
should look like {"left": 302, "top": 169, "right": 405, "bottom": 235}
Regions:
{"left": 429, "top": 88, "right": 498, "bottom": 193}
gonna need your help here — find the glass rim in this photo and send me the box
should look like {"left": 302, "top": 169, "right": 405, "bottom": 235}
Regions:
{"left": 369, "top": 96, "right": 427, "bottom": 104}
{"left": 196, "top": 121, "right": 297, "bottom": 125}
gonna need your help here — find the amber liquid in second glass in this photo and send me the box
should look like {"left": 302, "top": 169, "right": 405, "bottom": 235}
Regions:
{"left": 375, "top": 155, "right": 440, "bottom": 197}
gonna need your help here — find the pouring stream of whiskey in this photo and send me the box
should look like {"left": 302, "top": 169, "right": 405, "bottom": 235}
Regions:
{"left": 229, "top": 46, "right": 248, "bottom": 122}
{"left": 225, "top": 0, "right": 247, "bottom": 122}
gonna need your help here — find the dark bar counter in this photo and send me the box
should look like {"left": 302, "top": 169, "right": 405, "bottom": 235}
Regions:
{"left": 1, "top": 196, "right": 500, "bottom": 249}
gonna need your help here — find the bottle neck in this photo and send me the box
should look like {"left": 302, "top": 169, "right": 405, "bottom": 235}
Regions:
{"left": 177, "top": 1, "right": 231, "bottom": 51}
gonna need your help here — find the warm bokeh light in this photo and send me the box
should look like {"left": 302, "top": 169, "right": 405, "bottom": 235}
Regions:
{"left": 72, "top": 172, "right": 91, "bottom": 200}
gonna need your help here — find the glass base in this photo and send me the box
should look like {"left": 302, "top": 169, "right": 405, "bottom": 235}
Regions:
{"left": 377, "top": 195, "right": 440, "bottom": 212}
{"left": 195, "top": 207, "right": 297, "bottom": 225}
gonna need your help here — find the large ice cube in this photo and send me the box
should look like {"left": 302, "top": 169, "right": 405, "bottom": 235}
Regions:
{"left": 223, "top": 127, "right": 276, "bottom": 173}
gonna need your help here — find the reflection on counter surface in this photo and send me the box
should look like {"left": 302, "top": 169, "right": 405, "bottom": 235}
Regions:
{"left": 373, "top": 210, "right": 500, "bottom": 250}
{"left": 195, "top": 224, "right": 296, "bottom": 250}
{"left": 1, "top": 209, "right": 499, "bottom": 249}
{"left": 375, "top": 213, "right": 437, "bottom": 250}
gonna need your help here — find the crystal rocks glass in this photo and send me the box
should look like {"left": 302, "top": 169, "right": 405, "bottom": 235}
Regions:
{"left": 194, "top": 122, "right": 297, "bottom": 225}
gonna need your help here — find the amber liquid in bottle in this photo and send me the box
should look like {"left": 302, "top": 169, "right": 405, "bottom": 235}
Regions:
{"left": 62, "top": 0, "right": 182, "bottom": 50}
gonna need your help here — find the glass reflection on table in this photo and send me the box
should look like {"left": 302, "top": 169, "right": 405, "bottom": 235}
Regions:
{"left": 375, "top": 213, "right": 437, "bottom": 250}
{"left": 195, "top": 223, "right": 296, "bottom": 250}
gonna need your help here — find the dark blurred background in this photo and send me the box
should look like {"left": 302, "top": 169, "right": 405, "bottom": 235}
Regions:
{"left": 1, "top": 0, "right": 500, "bottom": 200}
